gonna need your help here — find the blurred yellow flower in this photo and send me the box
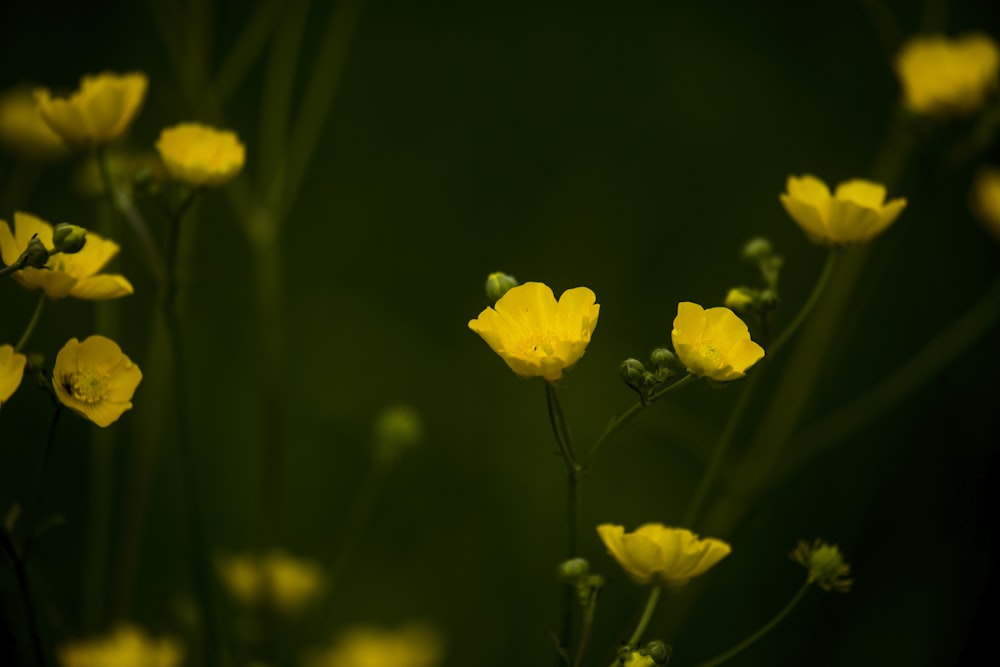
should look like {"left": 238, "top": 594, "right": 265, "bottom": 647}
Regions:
{"left": 305, "top": 624, "right": 443, "bottom": 667}
{"left": 971, "top": 167, "right": 1000, "bottom": 241}
{"left": 58, "top": 623, "right": 183, "bottom": 667}
{"left": 780, "top": 174, "right": 907, "bottom": 246}
{"left": 622, "top": 652, "right": 656, "bottom": 667}
{"left": 0, "top": 86, "right": 69, "bottom": 160}
{"left": 1, "top": 344, "right": 27, "bottom": 407}
{"left": 896, "top": 33, "right": 1000, "bottom": 116}
{"left": 597, "top": 523, "right": 731, "bottom": 588}
{"left": 468, "top": 281, "right": 599, "bottom": 382}
{"left": 156, "top": 123, "right": 246, "bottom": 187}
{"left": 35, "top": 72, "right": 148, "bottom": 149}
{"left": 53, "top": 336, "right": 142, "bottom": 428}
{"left": 0, "top": 212, "right": 133, "bottom": 300}
{"left": 671, "top": 302, "right": 763, "bottom": 382}
{"left": 217, "top": 549, "right": 324, "bottom": 614}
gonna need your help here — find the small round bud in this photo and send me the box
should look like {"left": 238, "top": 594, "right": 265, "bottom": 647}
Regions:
{"left": 640, "top": 371, "right": 658, "bottom": 388}
{"left": 759, "top": 288, "right": 779, "bottom": 309}
{"left": 644, "top": 640, "right": 672, "bottom": 664}
{"left": 724, "top": 287, "right": 755, "bottom": 312}
{"left": 585, "top": 573, "right": 605, "bottom": 590}
{"left": 52, "top": 223, "right": 88, "bottom": 254}
{"left": 619, "top": 358, "right": 645, "bottom": 385}
{"left": 558, "top": 558, "right": 590, "bottom": 582}
{"left": 649, "top": 347, "right": 675, "bottom": 368}
{"left": 485, "top": 271, "right": 518, "bottom": 302}
{"left": 742, "top": 237, "right": 773, "bottom": 262}
{"left": 791, "top": 539, "right": 853, "bottom": 593}
{"left": 373, "top": 405, "right": 423, "bottom": 467}
{"left": 22, "top": 236, "right": 49, "bottom": 268}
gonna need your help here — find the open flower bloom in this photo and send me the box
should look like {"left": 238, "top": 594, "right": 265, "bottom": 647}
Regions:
{"left": 671, "top": 302, "right": 763, "bottom": 381}
{"left": 58, "top": 623, "right": 183, "bottom": 667}
{"left": 780, "top": 175, "right": 907, "bottom": 246}
{"left": 35, "top": 72, "right": 147, "bottom": 149}
{"left": 217, "top": 549, "right": 324, "bottom": 614}
{"left": 305, "top": 624, "right": 443, "bottom": 667}
{"left": 53, "top": 336, "right": 142, "bottom": 427}
{"left": 156, "top": 122, "right": 246, "bottom": 187}
{"left": 1, "top": 344, "right": 27, "bottom": 407}
{"left": 468, "top": 282, "right": 599, "bottom": 381}
{"left": 0, "top": 212, "right": 133, "bottom": 300}
{"left": 972, "top": 167, "right": 1000, "bottom": 242}
{"left": 896, "top": 33, "right": 1000, "bottom": 117}
{"left": 598, "top": 523, "right": 731, "bottom": 588}
{"left": 0, "top": 86, "right": 69, "bottom": 160}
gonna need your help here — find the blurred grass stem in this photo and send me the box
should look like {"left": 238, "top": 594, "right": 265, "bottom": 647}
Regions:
{"left": 14, "top": 293, "right": 45, "bottom": 353}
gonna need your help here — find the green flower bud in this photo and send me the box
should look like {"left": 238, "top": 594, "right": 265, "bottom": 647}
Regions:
{"left": 640, "top": 371, "right": 658, "bottom": 388}
{"left": 558, "top": 557, "right": 590, "bottom": 582}
{"left": 741, "top": 237, "right": 773, "bottom": 262}
{"left": 485, "top": 271, "right": 518, "bottom": 302}
{"left": 52, "top": 223, "right": 88, "bottom": 254}
{"left": 649, "top": 347, "right": 676, "bottom": 368}
{"left": 22, "top": 236, "right": 49, "bottom": 268}
{"left": 724, "top": 287, "right": 755, "bottom": 312}
{"left": 619, "top": 358, "right": 645, "bottom": 385}
{"left": 790, "top": 539, "right": 853, "bottom": 593}
{"left": 373, "top": 405, "right": 423, "bottom": 467}
{"left": 644, "top": 640, "right": 672, "bottom": 664}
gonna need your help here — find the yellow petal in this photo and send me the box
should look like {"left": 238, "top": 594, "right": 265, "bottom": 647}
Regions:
{"left": 834, "top": 179, "right": 887, "bottom": 208}
{"left": 70, "top": 274, "right": 134, "bottom": 300}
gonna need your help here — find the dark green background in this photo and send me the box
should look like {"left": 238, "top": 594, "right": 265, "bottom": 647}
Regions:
{"left": 2, "top": 1, "right": 999, "bottom": 665}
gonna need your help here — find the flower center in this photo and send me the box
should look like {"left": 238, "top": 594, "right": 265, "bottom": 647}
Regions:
{"left": 66, "top": 369, "right": 109, "bottom": 404}
{"left": 695, "top": 342, "right": 725, "bottom": 368}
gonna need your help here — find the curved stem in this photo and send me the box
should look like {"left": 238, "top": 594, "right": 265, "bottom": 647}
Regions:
{"left": 572, "top": 587, "right": 599, "bottom": 667}
{"left": 693, "top": 581, "right": 811, "bottom": 667}
{"left": 0, "top": 530, "right": 47, "bottom": 667}
{"left": 15, "top": 293, "right": 46, "bottom": 353}
{"left": 607, "top": 585, "right": 662, "bottom": 666}
{"left": 768, "top": 250, "right": 838, "bottom": 357}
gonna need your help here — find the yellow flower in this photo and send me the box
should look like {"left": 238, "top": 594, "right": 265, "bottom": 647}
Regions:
{"left": 780, "top": 175, "right": 907, "bottom": 246}
{"left": 155, "top": 123, "right": 246, "bottom": 187}
{"left": 896, "top": 33, "right": 1000, "bottom": 117}
{"left": 0, "top": 85, "right": 69, "bottom": 160}
{"left": 597, "top": 523, "right": 731, "bottom": 588}
{"left": 1, "top": 344, "right": 27, "bottom": 407}
{"left": 217, "top": 549, "right": 324, "bottom": 614}
{"left": 52, "top": 336, "right": 142, "bottom": 428}
{"left": 468, "top": 281, "right": 599, "bottom": 382}
{"left": 35, "top": 72, "right": 147, "bottom": 149}
{"left": 671, "top": 302, "right": 764, "bottom": 381}
{"left": 622, "top": 652, "right": 656, "bottom": 667}
{"left": 0, "top": 212, "right": 133, "bottom": 300}
{"left": 971, "top": 167, "right": 1000, "bottom": 241}
{"left": 58, "top": 623, "right": 183, "bottom": 667}
{"left": 305, "top": 624, "right": 443, "bottom": 667}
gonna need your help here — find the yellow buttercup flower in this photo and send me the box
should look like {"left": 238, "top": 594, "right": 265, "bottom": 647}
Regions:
{"left": 780, "top": 174, "right": 907, "bottom": 246}
{"left": 58, "top": 623, "right": 183, "bottom": 667}
{"left": 0, "top": 212, "right": 133, "bottom": 300}
{"left": 52, "top": 336, "right": 142, "bottom": 428}
{"left": 217, "top": 549, "right": 324, "bottom": 614}
{"left": 896, "top": 33, "right": 1000, "bottom": 117}
{"left": 35, "top": 72, "right": 147, "bottom": 149}
{"left": 597, "top": 523, "right": 731, "bottom": 588}
{"left": 156, "top": 123, "right": 246, "bottom": 187}
{"left": 0, "top": 86, "right": 69, "bottom": 160}
{"left": 622, "top": 652, "right": 656, "bottom": 667}
{"left": 971, "top": 167, "right": 1000, "bottom": 241}
{"left": 468, "top": 281, "right": 599, "bottom": 382}
{"left": 305, "top": 624, "right": 443, "bottom": 667}
{"left": 1, "top": 344, "right": 27, "bottom": 408}
{"left": 671, "top": 302, "right": 764, "bottom": 382}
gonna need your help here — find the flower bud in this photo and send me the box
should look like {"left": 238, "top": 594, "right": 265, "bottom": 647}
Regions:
{"left": 52, "top": 223, "right": 88, "bottom": 254}
{"left": 484, "top": 271, "right": 518, "bottom": 303}
{"left": 619, "top": 358, "right": 645, "bottom": 385}
{"left": 741, "top": 237, "right": 773, "bottom": 262}
{"left": 649, "top": 347, "right": 675, "bottom": 368}
{"left": 373, "top": 405, "right": 422, "bottom": 467}
{"left": 558, "top": 557, "right": 590, "bottom": 582}
{"left": 22, "top": 236, "right": 49, "bottom": 268}
{"left": 790, "top": 539, "right": 853, "bottom": 593}
{"left": 644, "top": 640, "right": 672, "bottom": 664}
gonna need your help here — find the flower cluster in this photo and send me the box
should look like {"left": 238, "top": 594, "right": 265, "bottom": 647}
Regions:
{"left": 58, "top": 624, "right": 183, "bottom": 667}
{"left": 217, "top": 549, "right": 325, "bottom": 614}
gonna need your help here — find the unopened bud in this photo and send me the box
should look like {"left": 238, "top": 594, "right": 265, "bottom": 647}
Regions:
{"left": 649, "top": 347, "right": 676, "bottom": 369}
{"left": 619, "top": 358, "right": 645, "bottom": 385}
{"left": 485, "top": 271, "right": 518, "bottom": 302}
{"left": 22, "top": 236, "right": 49, "bottom": 268}
{"left": 558, "top": 557, "right": 590, "bottom": 582}
{"left": 52, "top": 223, "right": 87, "bottom": 254}
{"left": 790, "top": 539, "right": 853, "bottom": 593}
{"left": 644, "top": 640, "right": 672, "bottom": 664}
{"left": 742, "top": 237, "right": 773, "bottom": 262}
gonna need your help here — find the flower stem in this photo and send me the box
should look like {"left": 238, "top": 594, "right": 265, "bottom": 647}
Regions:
{"left": 572, "top": 586, "right": 600, "bottom": 667}
{"left": 0, "top": 529, "right": 48, "bottom": 667}
{"left": 607, "top": 585, "right": 662, "bottom": 666}
{"left": 14, "top": 292, "right": 46, "bottom": 353}
{"left": 28, "top": 406, "right": 62, "bottom": 536}
{"left": 768, "top": 249, "right": 838, "bottom": 357}
{"left": 692, "top": 580, "right": 811, "bottom": 667}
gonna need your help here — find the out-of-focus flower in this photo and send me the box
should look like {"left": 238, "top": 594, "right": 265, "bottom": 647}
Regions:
{"left": 671, "top": 302, "right": 764, "bottom": 381}
{"left": 780, "top": 175, "right": 907, "bottom": 246}
{"left": 373, "top": 405, "right": 423, "bottom": 467}
{"left": 597, "top": 523, "right": 731, "bottom": 588}
{"left": 52, "top": 336, "right": 142, "bottom": 427}
{"left": 217, "top": 549, "right": 324, "bottom": 614}
{"left": 35, "top": 72, "right": 148, "bottom": 149}
{"left": 0, "top": 86, "right": 69, "bottom": 160}
{"left": 468, "top": 281, "right": 599, "bottom": 382}
{"left": 723, "top": 287, "right": 755, "bottom": 313}
{"left": 58, "top": 623, "right": 183, "bottom": 667}
{"left": 791, "top": 539, "right": 853, "bottom": 593}
{"left": 971, "top": 167, "right": 1000, "bottom": 242}
{"left": 0, "top": 212, "right": 132, "bottom": 300}
{"left": 1, "top": 344, "right": 27, "bottom": 408}
{"left": 896, "top": 33, "right": 1000, "bottom": 116}
{"left": 305, "top": 624, "right": 443, "bottom": 667}
{"left": 155, "top": 123, "right": 246, "bottom": 187}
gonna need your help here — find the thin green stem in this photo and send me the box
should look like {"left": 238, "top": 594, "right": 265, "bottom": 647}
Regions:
{"left": 572, "top": 588, "right": 599, "bottom": 667}
{"left": 0, "top": 257, "right": 27, "bottom": 278}
{"left": 15, "top": 293, "right": 46, "bottom": 353}
{"left": 546, "top": 382, "right": 578, "bottom": 470}
{"left": 582, "top": 374, "right": 695, "bottom": 470}
{"left": 28, "top": 406, "right": 62, "bottom": 533}
{"left": 0, "top": 529, "right": 47, "bottom": 667}
{"left": 768, "top": 250, "right": 838, "bottom": 357}
{"left": 608, "top": 585, "right": 662, "bottom": 666}
{"left": 693, "top": 581, "right": 811, "bottom": 667}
